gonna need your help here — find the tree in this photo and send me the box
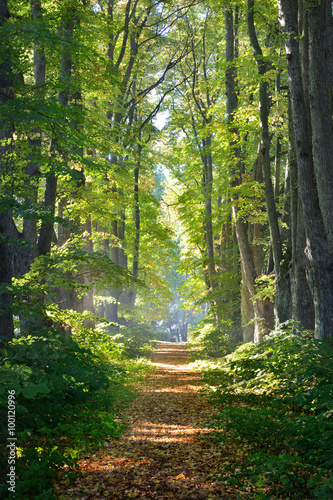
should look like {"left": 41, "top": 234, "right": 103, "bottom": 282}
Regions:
{"left": 0, "top": 0, "right": 15, "bottom": 339}
{"left": 278, "top": 0, "right": 333, "bottom": 339}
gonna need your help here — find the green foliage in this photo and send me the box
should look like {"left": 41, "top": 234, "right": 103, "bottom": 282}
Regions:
{"left": 0, "top": 325, "right": 153, "bottom": 498}
{"left": 231, "top": 181, "right": 267, "bottom": 225}
{"left": 12, "top": 447, "right": 73, "bottom": 500}
{"left": 72, "top": 320, "right": 126, "bottom": 360}
{"left": 188, "top": 320, "right": 241, "bottom": 358}
{"left": 198, "top": 323, "right": 333, "bottom": 498}
{"left": 203, "top": 322, "right": 333, "bottom": 411}
{"left": 253, "top": 273, "right": 276, "bottom": 302}
{"left": 15, "top": 242, "right": 135, "bottom": 297}
{"left": 105, "top": 322, "right": 159, "bottom": 358}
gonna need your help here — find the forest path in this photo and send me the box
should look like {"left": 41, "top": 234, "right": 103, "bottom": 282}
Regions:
{"left": 59, "top": 343, "right": 241, "bottom": 499}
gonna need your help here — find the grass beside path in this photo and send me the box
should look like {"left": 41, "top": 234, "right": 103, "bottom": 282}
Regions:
{"left": 55, "top": 342, "right": 244, "bottom": 499}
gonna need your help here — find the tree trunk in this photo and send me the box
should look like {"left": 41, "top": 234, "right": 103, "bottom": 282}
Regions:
{"left": 225, "top": 7, "right": 271, "bottom": 342}
{"left": 38, "top": 7, "right": 74, "bottom": 256}
{"left": 38, "top": 171, "right": 58, "bottom": 256}
{"left": 0, "top": 214, "right": 15, "bottom": 341}
{"left": 0, "top": 0, "right": 15, "bottom": 340}
{"left": 287, "top": 99, "right": 314, "bottom": 329}
{"left": 307, "top": 0, "right": 333, "bottom": 249}
{"left": 23, "top": 0, "right": 46, "bottom": 263}
{"left": 247, "top": 0, "right": 283, "bottom": 280}
{"left": 279, "top": 0, "right": 333, "bottom": 339}
{"left": 104, "top": 220, "right": 121, "bottom": 325}
{"left": 274, "top": 137, "right": 291, "bottom": 324}
{"left": 241, "top": 273, "right": 254, "bottom": 342}
{"left": 290, "top": 213, "right": 315, "bottom": 330}
{"left": 82, "top": 216, "right": 95, "bottom": 327}
{"left": 202, "top": 135, "right": 217, "bottom": 295}
{"left": 128, "top": 142, "right": 141, "bottom": 307}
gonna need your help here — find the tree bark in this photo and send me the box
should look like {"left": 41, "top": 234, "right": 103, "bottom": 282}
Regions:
{"left": 307, "top": 0, "right": 333, "bottom": 249}
{"left": 274, "top": 153, "right": 292, "bottom": 324}
{"left": 279, "top": 0, "right": 333, "bottom": 339}
{"left": 202, "top": 134, "right": 217, "bottom": 294}
{"left": 225, "top": 7, "right": 273, "bottom": 342}
{"left": 241, "top": 272, "right": 254, "bottom": 342}
{"left": 38, "top": 171, "right": 58, "bottom": 256}
{"left": 0, "top": 0, "right": 15, "bottom": 339}
{"left": 23, "top": 0, "right": 46, "bottom": 262}
{"left": 0, "top": 214, "right": 15, "bottom": 341}
{"left": 287, "top": 99, "right": 314, "bottom": 329}
{"left": 128, "top": 142, "right": 141, "bottom": 307}
{"left": 82, "top": 216, "right": 95, "bottom": 326}
{"left": 247, "top": 0, "right": 283, "bottom": 280}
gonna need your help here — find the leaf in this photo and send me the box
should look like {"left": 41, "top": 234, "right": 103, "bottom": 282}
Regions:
{"left": 35, "top": 382, "right": 51, "bottom": 394}
{"left": 22, "top": 382, "right": 39, "bottom": 399}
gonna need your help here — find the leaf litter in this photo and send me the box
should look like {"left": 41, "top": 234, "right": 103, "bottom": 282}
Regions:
{"left": 55, "top": 343, "right": 249, "bottom": 499}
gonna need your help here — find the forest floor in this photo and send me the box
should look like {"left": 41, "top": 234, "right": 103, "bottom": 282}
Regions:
{"left": 55, "top": 342, "right": 247, "bottom": 499}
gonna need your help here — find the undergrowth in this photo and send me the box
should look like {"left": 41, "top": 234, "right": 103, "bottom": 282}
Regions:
{"left": 193, "top": 321, "right": 333, "bottom": 499}
{"left": 188, "top": 320, "right": 241, "bottom": 358}
{"left": 0, "top": 326, "right": 154, "bottom": 499}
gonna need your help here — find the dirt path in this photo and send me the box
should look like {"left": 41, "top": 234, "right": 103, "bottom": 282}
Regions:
{"left": 58, "top": 343, "right": 240, "bottom": 499}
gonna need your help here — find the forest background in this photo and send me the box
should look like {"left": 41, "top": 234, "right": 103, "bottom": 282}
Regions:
{"left": 0, "top": 0, "right": 333, "bottom": 498}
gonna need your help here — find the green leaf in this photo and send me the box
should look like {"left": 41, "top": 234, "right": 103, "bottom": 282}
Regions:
{"left": 22, "top": 382, "right": 39, "bottom": 399}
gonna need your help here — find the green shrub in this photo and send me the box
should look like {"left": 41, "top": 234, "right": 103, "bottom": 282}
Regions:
{"left": 199, "top": 322, "right": 333, "bottom": 498}
{"left": 0, "top": 326, "right": 144, "bottom": 499}
{"left": 188, "top": 320, "right": 240, "bottom": 358}
{"left": 105, "top": 322, "right": 159, "bottom": 357}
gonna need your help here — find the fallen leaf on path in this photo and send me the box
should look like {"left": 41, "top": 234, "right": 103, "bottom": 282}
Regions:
{"left": 55, "top": 343, "right": 247, "bottom": 499}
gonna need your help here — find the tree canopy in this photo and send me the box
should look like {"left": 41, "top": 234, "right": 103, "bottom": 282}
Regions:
{"left": 1, "top": 0, "right": 332, "bottom": 343}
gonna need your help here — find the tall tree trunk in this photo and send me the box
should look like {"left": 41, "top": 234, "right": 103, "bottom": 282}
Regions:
{"left": 82, "top": 216, "right": 95, "bottom": 325}
{"left": 0, "top": 0, "right": 15, "bottom": 340}
{"left": 132, "top": 146, "right": 141, "bottom": 280}
{"left": 38, "top": 171, "right": 57, "bottom": 255}
{"left": 247, "top": 0, "right": 283, "bottom": 293}
{"left": 241, "top": 271, "right": 255, "bottom": 342}
{"left": 38, "top": 8, "right": 74, "bottom": 256}
{"left": 287, "top": 99, "right": 314, "bottom": 329}
{"left": 290, "top": 200, "right": 315, "bottom": 329}
{"left": 23, "top": 0, "right": 46, "bottom": 262}
{"left": 279, "top": 0, "right": 333, "bottom": 339}
{"left": 103, "top": 1, "right": 140, "bottom": 323}
{"left": 202, "top": 135, "right": 216, "bottom": 295}
{"left": 105, "top": 218, "right": 121, "bottom": 325}
{"left": 0, "top": 213, "right": 15, "bottom": 341}
{"left": 225, "top": 7, "right": 272, "bottom": 342}
{"left": 274, "top": 153, "right": 292, "bottom": 324}
{"left": 307, "top": 0, "right": 333, "bottom": 249}
{"left": 128, "top": 142, "right": 141, "bottom": 307}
